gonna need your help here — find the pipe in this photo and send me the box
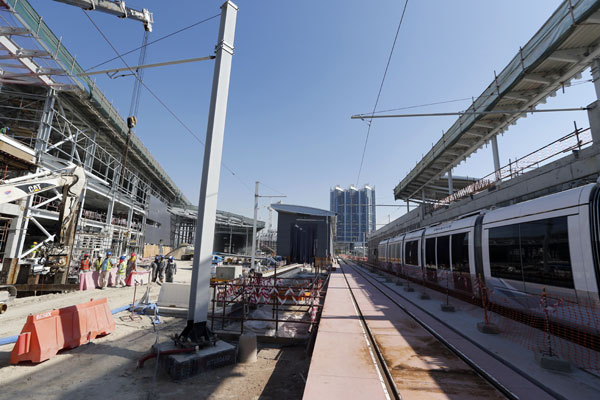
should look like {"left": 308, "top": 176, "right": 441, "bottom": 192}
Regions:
{"left": 0, "top": 335, "right": 19, "bottom": 346}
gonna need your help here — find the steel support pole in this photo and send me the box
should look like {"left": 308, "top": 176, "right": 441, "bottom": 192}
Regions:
{"left": 447, "top": 169, "right": 453, "bottom": 195}
{"left": 491, "top": 136, "right": 501, "bottom": 179}
{"left": 592, "top": 58, "right": 600, "bottom": 101}
{"left": 250, "top": 181, "right": 259, "bottom": 273}
{"left": 186, "top": 1, "right": 237, "bottom": 333}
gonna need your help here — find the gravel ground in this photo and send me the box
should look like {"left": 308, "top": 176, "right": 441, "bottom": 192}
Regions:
{"left": 0, "top": 261, "right": 310, "bottom": 400}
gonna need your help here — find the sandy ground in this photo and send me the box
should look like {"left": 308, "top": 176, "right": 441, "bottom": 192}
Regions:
{"left": 0, "top": 261, "right": 310, "bottom": 400}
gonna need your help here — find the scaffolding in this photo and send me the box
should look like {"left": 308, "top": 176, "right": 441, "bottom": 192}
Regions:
{"left": 0, "top": 1, "right": 186, "bottom": 289}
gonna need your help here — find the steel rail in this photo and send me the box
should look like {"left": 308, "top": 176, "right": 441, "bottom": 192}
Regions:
{"left": 344, "top": 260, "right": 565, "bottom": 400}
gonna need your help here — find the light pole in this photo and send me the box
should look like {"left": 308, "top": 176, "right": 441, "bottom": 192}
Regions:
{"left": 250, "top": 182, "right": 285, "bottom": 274}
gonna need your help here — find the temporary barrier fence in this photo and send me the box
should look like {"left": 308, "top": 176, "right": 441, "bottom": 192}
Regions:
{"left": 354, "top": 259, "right": 600, "bottom": 373}
{"left": 208, "top": 273, "right": 328, "bottom": 336}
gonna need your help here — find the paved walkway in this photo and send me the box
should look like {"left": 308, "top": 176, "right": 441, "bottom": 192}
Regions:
{"left": 303, "top": 268, "right": 389, "bottom": 400}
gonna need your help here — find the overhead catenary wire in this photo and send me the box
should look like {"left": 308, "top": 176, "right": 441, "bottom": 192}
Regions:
{"left": 259, "top": 180, "right": 286, "bottom": 196}
{"left": 355, "top": 0, "right": 409, "bottom": 187}
{"left": 81, "top": 10, "right": 254, "bottom": 194}
{"left": 359, "top": 97, "right": 473, "bottom": 116}
{"left": 85, "top": 13, "right": 221, "bottom": 72}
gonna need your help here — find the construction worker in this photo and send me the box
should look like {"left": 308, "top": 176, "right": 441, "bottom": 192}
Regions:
{"left": 127, "top": 252, "right": 137, "bottom": 276}
{"left": 80, "top": 254, "right": 91, "bottom": 273}
{"left": 99, "top": 251, "right": 112, "bottom": 289}
{"left": 94, "top": 255, "right": 103, "bottom": 272}
{"left": 0, "top": 126, "right": 9, "bottom": 135}
{"left": 116, "top": 256, "right": 127, "bottom": 287}
{"left": 156, "top": 255, "right": 166, "bottom": 284}
{"left": 151, "top": 255, "right": 161, "bottom": 283}
{"left": 30, "top": 242, "right": 39, "bottom": 258}
{"left": 165, "top": 256, "right": 177, "bottom": 283}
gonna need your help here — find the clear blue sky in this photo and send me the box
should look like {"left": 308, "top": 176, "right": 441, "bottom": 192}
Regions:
{"left": 30, "top": 0, "right": 596, "bottom": 227}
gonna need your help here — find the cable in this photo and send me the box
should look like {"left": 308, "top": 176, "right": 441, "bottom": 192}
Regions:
{"left": 259, "top": 181, "right": 286, "bottom": 196}
{"left": 85, "top": 14, "right": 221, "bottom": 72}
{"left": 82, "top": 10, "right": 253, "bottom": 194}
{"left": 356, "top": 0, "right": 410, "bottom": 187}
{"left": 357, "top": 97, "right": 473, "bottom": 116}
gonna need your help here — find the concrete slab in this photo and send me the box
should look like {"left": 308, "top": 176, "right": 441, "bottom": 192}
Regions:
{"left": 157, "top": 283, "right": 190, "bottom": 308}
{"left": 154, "top": 340, "right": 236, "bottom": 380}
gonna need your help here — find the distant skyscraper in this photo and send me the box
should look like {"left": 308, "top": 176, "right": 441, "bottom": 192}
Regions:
{"left": 330, "top": 185, "right": 376, "bottom": 245}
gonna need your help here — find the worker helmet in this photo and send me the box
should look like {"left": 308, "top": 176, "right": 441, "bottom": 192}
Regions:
{"left": 33, "top": 242, "right": 38, "bottom": 245}
{"left": 131, "top": 252, "right": 135, "bottom": 257}
{"left": 106, "top": 251, "right": 112, "bottom": 256}
{"left": 120, "top": 255, "right": 126, "bottom": 260}
{"left": 84, "top": 254, "right": 89, "bottom": 257}
{"left": 169, "top": 256, "right": 174, "bottom": 261}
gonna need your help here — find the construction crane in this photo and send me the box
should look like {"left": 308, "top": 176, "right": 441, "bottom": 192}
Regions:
{"left": 52, "top": 1, "right": 153, "bottom": 188}
{"left": 121, "top": 29, "right": 149, "bottom": 187}
{"left": 0, "top": 165, "right": 86, "bottom": 312}
{"left": 52, "top": 0, "right": 153, "bottom": 31}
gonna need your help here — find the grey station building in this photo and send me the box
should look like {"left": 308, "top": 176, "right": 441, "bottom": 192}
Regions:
{"left": 272, "top": 204, "right": 335, "bottom": 267}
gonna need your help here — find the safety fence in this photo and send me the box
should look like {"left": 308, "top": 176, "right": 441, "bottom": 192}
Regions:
{"left": 356, "top": 259, "right": 600, "bottom": 372}
{"left": 208, "top": 273, "right": 328, "bottom": 336}
{"left": 431, "top": 126, "right": 593, "bottom": 211}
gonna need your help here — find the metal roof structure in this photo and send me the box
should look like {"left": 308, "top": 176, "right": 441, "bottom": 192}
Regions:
{"left": 170, "top": 205, "right": 265, "bottom": 229}
{"left": 411, "top": 175, "right": 478, "bottom": 202}
{"left": 394, "top": 0, "right": 600, "bottom": 202}
{"left": 271, "top": 203, "right": 336, "bottom": 218}
{"left": 0, "top": 0, "right": 189, "bottom": 204}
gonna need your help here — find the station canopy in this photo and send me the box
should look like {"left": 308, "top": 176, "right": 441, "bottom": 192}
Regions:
{"left": 395, "top": 0, "right": 600, "bottom": 202}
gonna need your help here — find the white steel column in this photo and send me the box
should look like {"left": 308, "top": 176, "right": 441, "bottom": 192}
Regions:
{"left": 250, "top": 181, "right": 259, "bottom": 273}
{"left": 591, "top": 58, "right": 600, "bottom": 101}
{"left": 187, "top": 1, "right": 238, "bottom": 325}
{"left": 447, "top": 169, "right": 454, "bottom": 195}
{"left": 491, "top": 136, "right": 501, "bottom": 179}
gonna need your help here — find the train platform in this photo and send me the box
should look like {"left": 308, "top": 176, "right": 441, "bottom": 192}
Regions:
{"left": 302, "top": 265, "right": 389, "bottom": 399}
{"left": 302, "top": 261, "right": 598, "bottom": 399}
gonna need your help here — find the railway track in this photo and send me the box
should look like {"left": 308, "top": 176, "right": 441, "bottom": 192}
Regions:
{"left": 338, "top": 260, "right": 561, "bottom": 400}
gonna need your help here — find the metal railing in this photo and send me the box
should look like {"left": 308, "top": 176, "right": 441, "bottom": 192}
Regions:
{"left": 433, "top": 126, "right": 593, "bottom": 210}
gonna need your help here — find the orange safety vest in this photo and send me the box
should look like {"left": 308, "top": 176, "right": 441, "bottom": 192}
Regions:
{"left": 80, "top": 258, "right": 91, "bottom": 272}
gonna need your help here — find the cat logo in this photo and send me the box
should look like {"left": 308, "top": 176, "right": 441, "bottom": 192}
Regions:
{"left": 28, "top": 184, "right": 42, "bottom": 193}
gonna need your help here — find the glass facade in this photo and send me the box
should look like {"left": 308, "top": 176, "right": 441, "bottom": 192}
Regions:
{"left": 330, "top": 185, "right": 376, "bottom": 244}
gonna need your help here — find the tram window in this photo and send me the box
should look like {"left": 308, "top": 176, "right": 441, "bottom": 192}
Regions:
{"left": 437, "top": 236, "right": 450, "bottom": 270}
{"left": 451, "top": 232, "right": 469, "bottom": 273}
{"left": 405, "top": 240, "right": 419, "bottom": 265}
{"left": 425, "top": 238, "right": 436, "bottom": 268}
{"left": 489, "top": 224, "right": 522, "bottom": 281}
{"left": 520, "top": 216, "right": 574, "bottom": 288}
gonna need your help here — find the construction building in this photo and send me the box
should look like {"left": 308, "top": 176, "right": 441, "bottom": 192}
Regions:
{"left": 170, "top": 205, "right": 264, "bottom": 255}
{"left": 0, "top": 1, "right": 260, "bottom": 292}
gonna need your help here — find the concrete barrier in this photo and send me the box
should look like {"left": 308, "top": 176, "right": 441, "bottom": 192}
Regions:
{"left": 157, "top": 283, "right": 191, "bottom": 308}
